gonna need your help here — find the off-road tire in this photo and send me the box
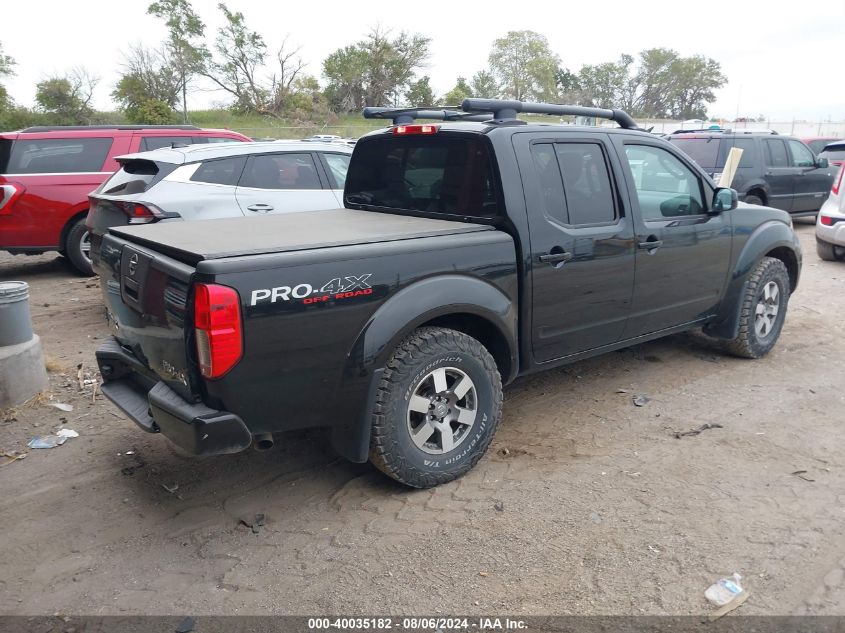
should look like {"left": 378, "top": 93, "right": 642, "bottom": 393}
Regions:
{"left": 744, "top": 193, "right": 764, "bottom": 206}
{"left": 723, "top": 257, "right": 790, "bottom": 359}
{"left": 816, "top": 238, "right": 843, "bottom": 262}
{"left": 65, "top": 217, "right": 94, "bottom": 276}
{"left": 369, "top": 327, "right": 503, "bottom": 488}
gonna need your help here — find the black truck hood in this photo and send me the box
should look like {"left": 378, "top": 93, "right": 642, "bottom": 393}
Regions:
{"left": 109, "top": 208, "right": 491, "bottom": 265}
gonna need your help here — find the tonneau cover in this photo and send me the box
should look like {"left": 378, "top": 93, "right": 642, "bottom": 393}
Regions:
{"left": 110, "top": 208, "right": 491, "bottom": 263}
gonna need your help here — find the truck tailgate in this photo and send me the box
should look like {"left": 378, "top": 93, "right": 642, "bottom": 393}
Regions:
{"left": 109, "top": 208, "right": 492, "bottom": 264}
{"left": 98, "top": 232, "right": 198, "bottom": 400}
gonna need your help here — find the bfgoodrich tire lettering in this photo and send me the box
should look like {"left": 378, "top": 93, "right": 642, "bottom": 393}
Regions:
{"left": 724, "top": 256, "right": 790, "bottom": 359}
{"left": 65, "top": 217, "right": 94, "bottom": 276}
{"left": 369, "top": 327, "right": 503, "bottom": 488}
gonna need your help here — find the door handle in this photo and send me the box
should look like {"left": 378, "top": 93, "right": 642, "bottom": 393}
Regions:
{"left": 247, "top": 203, "right": 274, "bottom": 212}
{"left": 539, "top": 251, "right": 573, "bottom": 265}
{"left": 638, "top": 239, "right": 663, "bottom": 251}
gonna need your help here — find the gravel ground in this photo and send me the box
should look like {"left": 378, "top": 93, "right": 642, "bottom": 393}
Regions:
{"left": 0, "top": 221, "right": 843, "bottom": 617}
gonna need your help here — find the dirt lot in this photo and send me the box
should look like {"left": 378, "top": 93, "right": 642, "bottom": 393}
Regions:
{"left": 1, "top": 221, "right": 844, "bottom": 617}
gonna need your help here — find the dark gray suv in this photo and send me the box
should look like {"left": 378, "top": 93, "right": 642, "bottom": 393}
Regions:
{"left": 668, "top": 131, "right": 836, "bottom": 217}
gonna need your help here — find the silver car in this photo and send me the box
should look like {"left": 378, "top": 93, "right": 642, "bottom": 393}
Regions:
{"left": 816, "top": 163, "right": 845, "bottom": 261}
{"left": 86, "top": 141, "right": 352, "bottom": 261}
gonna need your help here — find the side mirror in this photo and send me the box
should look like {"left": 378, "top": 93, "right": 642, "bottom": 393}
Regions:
{"left": 712, "top": 187, "right": 738, "bottom": 212}
{"left": 817, "top": 157, "right": 829, "bottom": 168}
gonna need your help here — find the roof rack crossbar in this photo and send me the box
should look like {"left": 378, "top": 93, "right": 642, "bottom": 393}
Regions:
{"left": 362, "top": 106, "right": 494, "bottom": 125}
{"left": 461, "top": 98, "right": 641, "bottom": 130}
{"left": 19, "top": 124, "right": 202, "bottom": 133}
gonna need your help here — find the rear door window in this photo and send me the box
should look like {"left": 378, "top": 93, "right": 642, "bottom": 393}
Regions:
{"left": 320, "top": 153, "right": 351, "bottom": 189}
{"left": 239, "top": 153, "right": 321, "bottom": 189}
{"left": 3, "top": 138, "right": 112, "bottom": 174}
{"left": 140, "top": 136, "right": 193, "bottom": 151}
{"left": 344, "top": 134, "right": 500, "bottom": 218}
{"left": 669, "top": 137, "right": 721, "bottom": 169}
{"left": 764, "top": 139, "right": 789, "bottom": 167}
{"left": 193, "top": 136, "right": 242, "bottom": 144}
{"left": 190, "top": 156, "right": 246, "bottom": 186}
{"left": 719, "top": 138, "right": 756, "bottom": 168}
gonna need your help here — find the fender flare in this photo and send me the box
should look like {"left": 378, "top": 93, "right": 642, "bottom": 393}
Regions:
{"left": 705, "top": 220, "right": 800, "bottom": 339}
{"left": 739, "top": 179, "right": 769, "bottom": 201}
{"left": 331, "top": 274, "right": 518, "bottom": 463}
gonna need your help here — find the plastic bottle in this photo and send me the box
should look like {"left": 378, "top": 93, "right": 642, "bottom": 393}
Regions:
{"left": 705, "top": 573, "right": 744, "bottom": 607}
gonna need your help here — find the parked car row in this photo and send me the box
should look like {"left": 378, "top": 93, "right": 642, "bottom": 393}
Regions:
{"left": 666, "top": 130, "right": 838, "bottom": 216}
{"left": 0, "top": 125, "right": 354, "bottom": 274}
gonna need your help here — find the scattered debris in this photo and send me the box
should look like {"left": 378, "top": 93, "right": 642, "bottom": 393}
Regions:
{"left": 791, "top": 470, "right": 815, "bottom": 482}
{"left": 175, "top": 616, "right": 195, "bottom": 633}
{"left": 707, "top": 591, "right": 749, "bottom": 621}
{"left": 56, "top": 428, "right": 79, "bottom": 438}
{"left": 478, "top": 571, "right": 488, "bottom": 577}
{"left": 647, "top": 545, "right": 660, "bottom": 554}
{"left": 615, "top": 389, "right": 628, "bottom": 394}
{"left": 27, "top": 435, "right": 67, "bottom": 449}
{"left": 494, "top": 501, "right": 505, "bottom": 512}
{"left": 589, "top": 512, "right": 602, "bottom": 524}
{"left": 705, "top": 573, "right": 744, "bottom": 607}
{"left": 161, "top": 482, "right": 179, "bottom": 494}
{"left": 497, "top": 447, "right": 510, "bottom": 457}
{"left": 49, "top": 403, "right": 73, "bottom": 412}
{"left": 240, "top": 513, "right": 266, "bottom": 534}
{"left": 120, "top": 450, "right": 146, "bottom": 476}
{"left": 1, "top": 451, "right": 27, "bottom": 466}
{"left": 76, "top": 364, "right": 85, "bottom": 390}
{"left": 632, "top": 395, "right": 650, "bottom": 407}
{"left": 674, "top": 423, "right": 723, "bottom": 439}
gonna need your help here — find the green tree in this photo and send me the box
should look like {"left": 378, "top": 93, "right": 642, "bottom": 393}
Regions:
{"left": 577, "top": 55, "right": 633, "bottom": 110}
{"left": 135, "top": 99, "right": 177, "bottom": 124}
{"left": 441, "top": 77, "right": 471, "bottom": 105}
{"left": 470, "top": 70, "right": 498, "bottom": 99}
{"left": 405, "top": 75, "right": 435, "bottom": 106}
{"left": 323, "top": 27, "right": 430, "bottom": 112}
{"left": 488, "top": 30, "right": 560, "bottom": 101}
{"left": 147, "top": 0, "right": 206, "bottom": 123}
{"left": 35, "top": 68, "right": 98, "bottom": 125}
{"left": 0, "top": 42, "right": 16, "bottom": 112}
{"left": 202, "top": 6, "right": 307, "bottom": 117}
{"left": 113, "top": 44, "right": 181, "bottom": 121}
{"left": 667, "top": 54, "right": 726, "bottom": 119}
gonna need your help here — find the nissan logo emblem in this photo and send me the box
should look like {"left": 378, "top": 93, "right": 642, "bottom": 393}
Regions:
{"left": 128, "top": 253, "right": 139, "bottom": 277}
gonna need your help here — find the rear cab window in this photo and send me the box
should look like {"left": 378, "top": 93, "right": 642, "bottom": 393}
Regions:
{"left": 190, "top": 156, "right": 246, "bottom": 186}
{"left": 344, "top": 132, "right": 501, "bottom": 220}
{"left": 1, "top": 137, "right": 112, "bottom": 174}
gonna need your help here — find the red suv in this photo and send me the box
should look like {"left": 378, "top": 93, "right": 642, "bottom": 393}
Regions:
{"left": 0, "top": 125, "right": 250, "bottom": 274}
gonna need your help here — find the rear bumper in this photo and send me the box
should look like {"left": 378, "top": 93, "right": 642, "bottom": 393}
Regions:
{"left": 96, "top": 337, "right": 252, "bottom": 456}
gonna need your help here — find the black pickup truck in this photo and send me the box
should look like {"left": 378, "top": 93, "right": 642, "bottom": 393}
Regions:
{"left": 94, "top": 99, "right": 802, "bottom": 488}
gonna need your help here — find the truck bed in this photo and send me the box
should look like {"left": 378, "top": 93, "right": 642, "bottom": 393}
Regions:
{"left": 109, "top": 208, "right": 492, "bottom": 264}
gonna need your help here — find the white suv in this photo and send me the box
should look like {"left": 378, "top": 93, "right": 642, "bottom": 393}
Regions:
{"left": 816, "top": 165, "right": 845, "bottom": 261}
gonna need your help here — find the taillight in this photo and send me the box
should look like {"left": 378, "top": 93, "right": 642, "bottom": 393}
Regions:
{"left": 116, "top": 201, "right": 162, "bottom": 224}
{"left": 393, "top": 124, "right": 439, "bottom": 135}
{"left": 0, "top": 183, "right": 25, "bottom": 214}
{"left": 194, "top": 283, "right": 242, "bottom": 379}
{"left": 832, "top": 166, "right": 844, "bottom": 196}
{"left": 820, "top": 215, "right": 834, "bottom": 226}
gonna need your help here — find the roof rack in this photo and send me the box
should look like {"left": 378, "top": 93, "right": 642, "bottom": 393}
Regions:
{"left": 362, "top": 106, "right": 494, "bottom": 125}
{"left": 672, "top": 128, "right": 780, "bottom": 136}
{"left": 461, "top": 98, "right": 641, "bottom": 130}
{"left": 20, "top": 124, "right": 202, "bottom": 133}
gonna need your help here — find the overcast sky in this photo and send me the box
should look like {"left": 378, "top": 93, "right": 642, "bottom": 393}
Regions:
{"left": 3, "top": 0, "right": 843, "bottom": 121}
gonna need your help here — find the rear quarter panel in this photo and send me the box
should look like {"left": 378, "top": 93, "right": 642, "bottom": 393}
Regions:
{"left": 198, "top": 230, "right": 518, "bottom": 438}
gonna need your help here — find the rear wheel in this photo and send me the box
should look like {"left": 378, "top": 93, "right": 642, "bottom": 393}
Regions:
{"left": 369, "top": 327, "right": 503, "bottom": 488}
{"left": 817, "top": 238, "right": 844, "bottom": 262}
{"left": 723, "top": 257, "right": 790, "bottom": 359}
{"left": 65, "top": 217, "right": 94, "bottom": 276}
{"left": 744, "top": 193, "right": 764, "bottom": 206}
